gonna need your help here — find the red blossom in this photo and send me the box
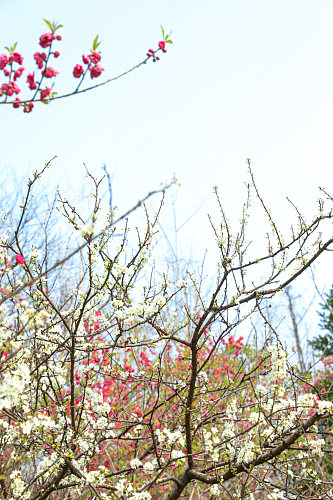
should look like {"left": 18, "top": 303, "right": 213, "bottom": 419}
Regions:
{"left": 3, "top": 68, "right": 10, "bottom": 77}
{"left": 89, "top": 64, "right": 104, "bottom": 79}
{"left": 13, "top": 67, "right": 25, "bottom": 81}
{"left": 42, "top": 66, "right": 59, "bottom": 78}
{"left": 34, "top": 52, "right": 47, "bottom": 69}
{"left": 0, "top": 82, "right": 20, "bottom": 96}
{"left": 12, "top": 98, "right": 21, "bottom": 108}
{"left": 27, "top": 73, "right": 37, "bottom": 90}
{"left": 40, "top": 87, "right": 52, "bottom": 100}
{"left": 39, "top": 33, "right": 55, "bottom": 48}
{"left": 10, "top": 52, "right": 24, "bottom": 65}
{"left": 15, "top": 254, "right": 25, "bottom": 264}
{"left": 158, "top": 41, "right": 167, "bottom": 53}
{"left": 89, "top": 51, "right": 101, "bottom": 64}
{"left": 24, "top": 102, "right": 34, "bottom": 113}
{"left": 0, "top": 53, "right": 9, "bottom": 70}
{"left": 73, "top": 64, "right": 84, "bottom": 78}
{"left": 82, "top": 53, "right": 90, "bottom": 64}
{"left": 56, "top": 35, "right": 62, "bottom": 41}
{"left": 54, "top": 51, "right": 60, "bottom": 58}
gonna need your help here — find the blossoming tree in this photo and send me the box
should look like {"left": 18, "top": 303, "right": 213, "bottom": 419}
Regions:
{"left": 0, "top": 161, "right": 333, "bottom": 499}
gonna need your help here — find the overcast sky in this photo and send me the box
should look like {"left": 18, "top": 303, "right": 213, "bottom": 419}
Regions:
{"left": 1, "top": 0, "right": 333, "bottom": 337}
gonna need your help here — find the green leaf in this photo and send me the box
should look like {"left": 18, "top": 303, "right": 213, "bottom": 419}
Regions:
{"left": 161, "top": 26, "right": 165, "bottom": 38}
{"left": 12, "top": 42, "right": 17, "bottom": 52}
{"left": 165, "top": 40, "right": 173, "bottom": 44}
{"left": 54, "top": 24, "right": 63, "bottom": 31}
{"left": 4, "top": 46, "right": 10, "bottom": 53}
{"left": 43, "top": 19, "right": 53, "bottom": 32}
{"left": 92, "top": 35, "right": 101, "bottom": 51}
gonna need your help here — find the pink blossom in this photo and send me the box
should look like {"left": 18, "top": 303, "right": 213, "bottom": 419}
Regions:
{"left": 0, "top": 53, "right": 9, "bottom": 70}
{"left": 42, "top": 66, "right": 59, "bottom": 78}
{"left": 23, "top": 102, "right": 34, "bottom": 113}
{"left": 13, "top": 67, "right": 25, "bottom": 81}
{"left": 147, "top": 49, "right": 155, "bottom": 57}
{"left": 10, "top": 52, "right": 24, "bottom": 65}
{"left": 3, "top": 68, "right": 10, "bottom": 77}
{"left": 0, "top": 82, "right": 20, "bottom": 96}
{"left": 12, "top": 98, "right": 21, "bottom": 109}
{"left": 39, "top": 33, "right": 55, "bottom": 48}
{"left": 40, "top": 87, "right": 52, "bottom": 100}
{"left": 56, "top": 35, "right": 62, "bottom": 41}
{"left": 27, "top": 73, "right": 37, "bottom": 90}
{"left": 73, "top": 64, "right": 84, "bottom": 78}
{"left": 158, "top": 40, "right": 167, "bottom": 53}
{"left": 90, "top": 64, "right": 104, "bottom": 79}
{"left": 34, "top": 52, "right": 47, "bottom": 69}
{"left": 82, "top": 53, "right": 90, "bottom": 64}
{"left": 89, "top": 51, "right": 101, "bottom": 64}
{"left": 54, "top": 51, "right": 60, "bottom": 58}
{"left": 15, "top": 254, "right": 25, "bottom": 264}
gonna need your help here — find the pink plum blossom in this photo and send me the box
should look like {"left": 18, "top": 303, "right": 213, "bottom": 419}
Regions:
{"left": 34, "top": 52, "right": 47, "bottom": 69}
{"left": 15, "top": 254, "right": 25, "bottom": 264}
{"left": 23, "top": 102, "right": 34, "bottom": 113}
{"left": 90, "top": 63, "right": 104, "bottom": 79}
{"left": 10, "top": 52, "right": 24, "bottom": 65}
{"left": 89, "top": 51, "right": 101, "bottom": 64}
{"left": 73, "top": 64, "right": 84, "bottom": 78}
{"left": 40, "top": 87, "right": 52, "bottom": 100}
{"left": 42, "top": 66, "right": 59, "bottom": 78}
{"left": 0, "top": 53, "right": 9, "bottom": 70}
{"left": 27, "top": 73, "right": 37, "bottom": 90}
{"left": 39, "top": 33, "right": 55, "bottom": 48}
{"left": 14, "top": 67, "right": 25, "bottom": 81}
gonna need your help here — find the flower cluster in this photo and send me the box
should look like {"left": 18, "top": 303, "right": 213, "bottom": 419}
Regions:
{"left": 73, "top": 46, "right": 104, "bottom": 80}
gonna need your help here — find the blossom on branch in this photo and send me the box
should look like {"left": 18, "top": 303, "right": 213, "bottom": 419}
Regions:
{"left": 33, "top": 51, "right": 46, "bottom": 69}
{"left": 73, "top": 63, "right": 84, "bottom": 78}
{"left": 10, "top": 52, "right": 24, "bottom": 64}
{"left": 26, "top": 72, "right": 37, "bottom": 90}
{"left": 89, "top": 63, "right": 104, "bottom": 79}
{"left": 0, "top": 82, "right": 20, "bottom": 96}
{"left": 39, "top": 32, "right": 55, "bottom": 48}
{"left": 15, "top": 254, "right": 25, "bottom": 264}
{"left": 0, "top": 53, "right": 9, "bottom": 70}
{"left": 40, "top": 86, "right": 52, "bottom": 100}
{"left": 42, "top": 66, "right": 59, "bottom": 78}
{"left": 13, "top": 66, "right": 25, "bottom": 81}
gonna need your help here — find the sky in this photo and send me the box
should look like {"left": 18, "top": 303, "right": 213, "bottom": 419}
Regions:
{"left": 1, "top": 0, "right": 333, "bottom": 343}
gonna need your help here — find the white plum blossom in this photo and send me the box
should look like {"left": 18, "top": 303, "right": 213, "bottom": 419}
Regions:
{"left": 0, "top": 362, "right": 30, "bottom": 410}
{"left": 130, "top": 458, "right": 143, "bottom": 469}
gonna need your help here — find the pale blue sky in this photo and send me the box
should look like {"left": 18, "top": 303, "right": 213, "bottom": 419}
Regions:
{"left": 1, "top": 0, "right": 333, "bottom": 318}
